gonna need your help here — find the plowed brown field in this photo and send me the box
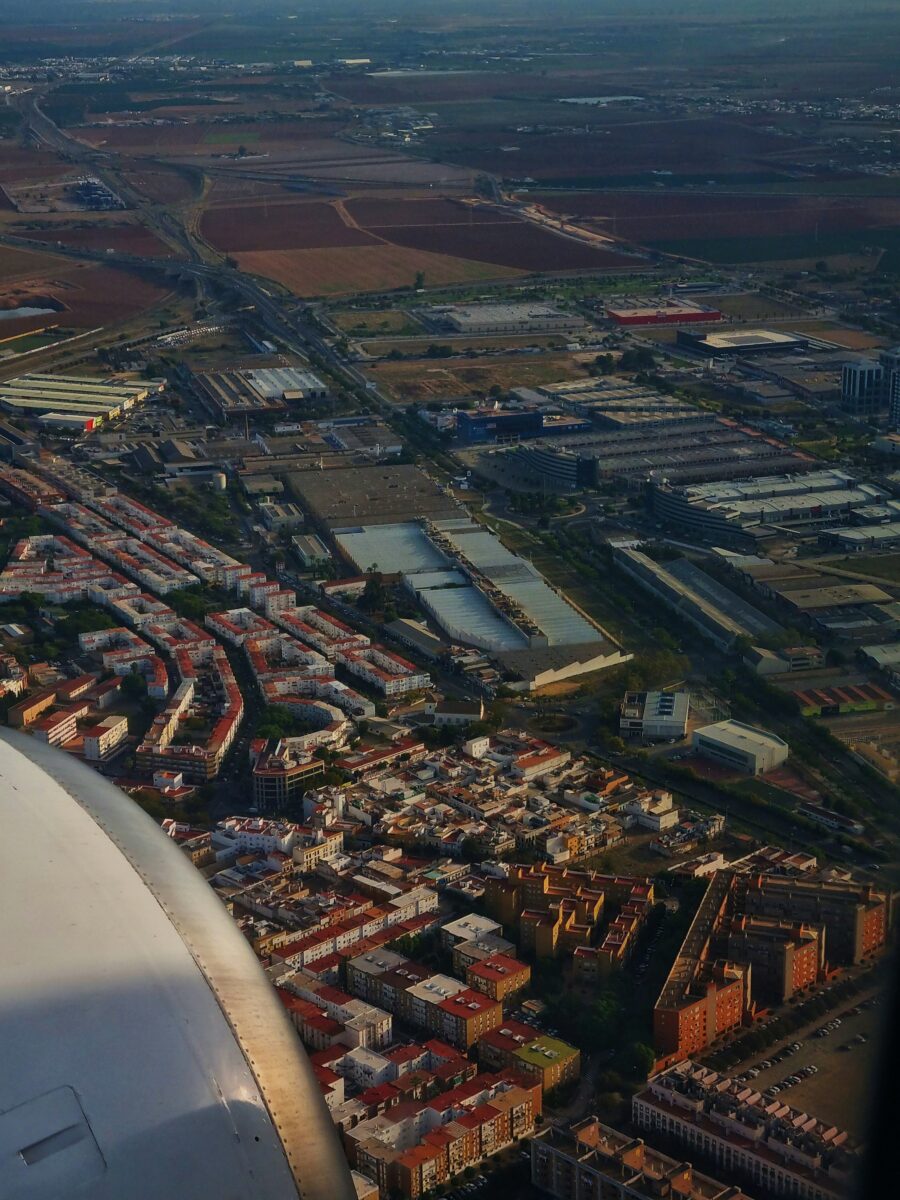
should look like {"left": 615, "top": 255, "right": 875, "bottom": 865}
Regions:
{"left": 233, "top": 244, "right": 520, "bottom": 296}
{"left": 200, "top": 199, "right": 377, "bottom": 252}
{"left": 532, "top": 190, "right": 900, "bottom": 243}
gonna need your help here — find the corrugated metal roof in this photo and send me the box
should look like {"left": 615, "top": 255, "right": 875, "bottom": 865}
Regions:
{"left": 334, "top": 522, "right": 447, "bottom": 575}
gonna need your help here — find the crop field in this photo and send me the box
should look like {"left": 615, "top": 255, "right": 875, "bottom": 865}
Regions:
{"left": 345, "top": 198, "right": 514, "bottom": 227}
{"left": 428, "top": 116, "right": 806, "bottom": 182}
{"left": 204, "top": 130, "right": 260, "bottom": 146}
{"left": 346, "top": 196, "right": 635, "bottom": 271}
{"left": 0, "top": 147, "right": 72, "bottom": 187}
{"left": 366, "top": 218, "right": 637, "bottom": 271}
{"left": 532, "top": 190, "right": 900, "bottom": 245}
{"left": 325, "top": 70, "right": 614, "bottom": 106}
{"left": 18, "top": 221, "right": 178, "bottom": 258}
{"left": 829, "top": 555, "right": 900, "bottom": 584}
{"left": 365, "top": 350, "right": 589, "bottom": 403}
{"left": 780, "top": 321, "right": 886, "bottom": 350}
{"left": 200, "top": 199, "right": 377, "bottom": 252}
{"left": 204, "top": 177, "right": 294, "bottom": 205}
{"left": 631, "top": 229, "right": 900, "bottom": 270}
{"left": 75, "top": 118, "right": 346, "bottom": 157}
{"left": 233, "top": 244, "right": 520, "bottom": 297}
{"left": 363, "top": 333, "right": 570, "bottom": 355}
{"left": 199, "top": 191, "right": 637, "bottom": 290}
{"left": 0, "top": 245, "right": 70, "bottom": 285}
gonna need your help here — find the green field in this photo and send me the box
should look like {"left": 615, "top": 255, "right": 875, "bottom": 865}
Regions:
{"left": 0, "top": 330, "right": 63, "bottom": 354}
{"left": 832, "top": 554, "right": 900, "bottom": 583}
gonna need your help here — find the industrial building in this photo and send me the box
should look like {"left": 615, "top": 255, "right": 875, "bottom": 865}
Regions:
{"left": 613, "top": 546, "right": 780, "bottom": 651}
{"left": 676, "top": 327, "right": 810, "bottom": 357}
{"left": 291, "top": 464, "right": 458, "bottom": 530}
{"left": 620, "top": 690, "right": 690, "bottom": 740}
{"left": 193, "top": 366, "right": 327, "bottom": 422}
{"left": 291, "top": 533, "right": 333, "bottom": 569}
{"left": 606, "top": 301, "right": 722, "bottom": 326}
{"left": 882, "top": 345, "right": 900, "bottom": 427}
{"left": 507, "top": 410, "right": 809, "bottom": 490}
{"left": 335, "top": 518, "right": 628, "bottom": 687}
{"left": 820, "top": 519, "right": 900, "bottom": 552}
{"left": 651, "top": 469, "right": 885, "bottom": 543}
{"left": 456, "top": 407, "right": 590, "bottom": 445}
{"left": 429, "top": 302, "right": 583, "bottom": 336}
{"left": 0, "top": 372, "right": 158, "bottom": 427}
{"left": 515, "top": 377, "right": 699, "bottom": 431}
{"left": 691, "top": 719, "right": 789, "bottom": 775}
{"left": 841, "top": 357, "right": 884, "bottom": 416}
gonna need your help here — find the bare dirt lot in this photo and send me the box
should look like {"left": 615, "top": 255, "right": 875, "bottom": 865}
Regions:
{"left": 0, "top": 261, "right": 170, "bottom": 337}
{"left": 366, "top": 350, "right": 589, "bottom": 402}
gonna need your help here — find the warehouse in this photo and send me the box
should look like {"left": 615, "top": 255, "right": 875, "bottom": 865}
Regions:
{"left": 292, "top": 464, "right": 458, "bottom": 530}
{"left": 290, "top": 533, "right": 332, "bottom": 569}
{"left": 613, "top": 546, "right": 780, "bottom": 650}
{"left": 242, "top": 367, "right": 327, "bottom": 402}
{"left": 0, "top": 372, "right": 154, "bottom": 426}
{"left": 676, "top": 328, "right": 809, "bottom": 357}
{"left": 335, "top": 517, "right": 629, "bottom": 683}
{"left": 651, "top": 469, "right": 885, "bottom": 542}
{"left": 1, "top": 373, "right": 155, "bottom": 403}
{"left": 192, "top": 370, "right": 286, "bottom": 421}
{"left": 510, "top": 416, "right": 809, "bottom": 489}
{"left": 820, "top": 520, "right": 900, "bottom": 552}
{"left": 691, "top": 720, "right": 789, "bottom": 775}
{"left": 515, "top": 378, "right": 698, "bottom": 430}
{"left": 0, "top": 396, "right": 121, "bottom": 426}
{"left": 37, "top": 411, "right": 100, "bottom": 433}
{"left": 430, "top": 302, "right": 583, "bottom": 336}
{"left": 607, "top": 302, "right": 722, "bottom": 326}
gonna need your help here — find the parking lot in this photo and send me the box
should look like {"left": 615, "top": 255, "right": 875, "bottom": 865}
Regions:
{"left": 733, "top": 997, "right": 883, "bottom": 1136}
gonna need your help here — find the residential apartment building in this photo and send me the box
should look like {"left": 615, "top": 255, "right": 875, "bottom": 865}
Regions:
{"left": 633, "top": 1061, "right": 859, "bottom": 1200}
{"left": 737, "top": 873, "right": 888, "bottom": 967}
{"left": 531, "top": 1118, "right": 752, "bottom": 1200}
{"left": 82, "top": 712, "right": 129, "bottom": 761}
{"left": 436, "top": 988, "right": 504, "bottom": 1050}
{"left": 484, "top": 864, "right": 654, "bottom": 962}
{"left": 465, "top": 953, "right": 531, "bottom": 1003}
{"left": 478, "top": 1022, "right": 580, "bottom": 1093}
{"left": 653, "top": 869, "right": 888, "bottom": 1062}
{"left": 347, "top": 1073, "right": 540, "bottom": 1200}
{"left": 724, "top": 915, "right": 824, "bottom": 1004}
{"left": 250, "top": 738, "right": 326, "bottom": 810}
{"left": 653, "top": 872, "right": 751, "bottom": 1061}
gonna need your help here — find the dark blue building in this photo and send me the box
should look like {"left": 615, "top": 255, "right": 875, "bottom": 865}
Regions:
{"left": 456, "top": 408, "right": 544, "bottom": 444}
